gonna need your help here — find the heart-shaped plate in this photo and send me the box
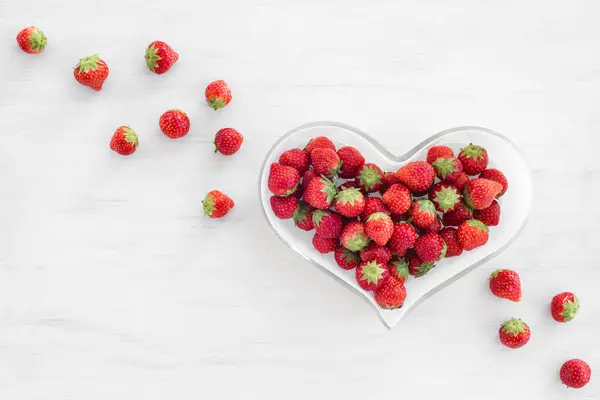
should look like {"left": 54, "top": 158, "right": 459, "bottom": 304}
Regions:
{"left": 259, "top": 122, "right": 532, "bottom": 328}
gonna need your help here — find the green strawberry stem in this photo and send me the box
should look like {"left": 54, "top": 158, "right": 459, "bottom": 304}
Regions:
{"left": 29, "top": 29, "right": 47, "bottom": 51}
{"left": 76, "top": 54, "right": 101, "bottom": 73}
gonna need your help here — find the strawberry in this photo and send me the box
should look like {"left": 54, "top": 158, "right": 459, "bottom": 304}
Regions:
{"left": 312, "top": 210, "right": 344, "bottom": 238}
{"left": 110, "top": 126, "right": 138, "bottom": 155}
{"left": 214, "top": 128, "right": 243, "bottom": 155}
{"left": 388, "top": 222, "right": 417, "bottom": 255}
{"left": 473, "top": 200, "right": 501, "bottom": 226}
{"left": 388, "top": 256, "right": 409, "bottom": 283}
{"left": 406, "top": 249, "right": 435, "bottom": 277}
{"left": 159, "top": 109, "right": 190, "bottom": 139}
{"left": 479, "top": 168, "right": 508, "bottom": 197}
{"left": 489, "top": 269, "right": 521, "bottom": 302}
{"left": 374, "top": 276, "right": 407, "bottom": 309}
{"left": 303, "top": 175, "right": 337, "bottom": 209}
{"left": 145, "top": 41, "right": 179, "bottom": 74}
{"left": 334, "top": 247, "right": 360, "bottom": 270}
{"left": 396, "top": 161, "right": 435, "bottom": 194}
{"left": 498, "top": 318, "right": 530, "bottom": 349}
{"left": 301, "top": 170, "right": 317, "bottom": 193}
{"left": 360, "top": 242, "right": 392, "bottom": 264}
{"left": 458, "top": 144, "right": 488, "bottom": 175}
{"left": 414, "top": 232, "right": 447, "bottom": 263}
{"left": 293, "top": 201, "right": 314, "bottom": 231}
{"left": 365, "top": 212, "right": 394, "bottom": 246}
{"left": 203, "top": 190, "right": 234, "bottom": 218}
{"left": 409, "top": 200, "right": 437, "bottom": 229}
{"left": 382, "top": 183, "right": 411, "bottom": 214}
{"left": 340, "top": 221, "right": 371, "bottom": 252}
{"left": 560, "top": 359, "right": 591, "bottom": 389}
{"left": 205, "top": 80, "right": 232, "bottom": 110}
{"left": 380, "top": 171, "right": 402, "bottom": 194}
{"left": 16, "top": 26, "right": 47, "bottom": 54}
{"left": 445, "top": 171, "right": 470, "bottom": 191}
{"left": 334, "top": 188, "right": 365, "bottom": 218}
{"left": 312, "top": 234, "right": 337, "bottom": 254}
{"left": 418, "top": 215, "right": 442, "bottom": 234}
{"left": 311, "top": 147, "right": 341, "bottom": 177}
{"left": 337, "top": 146, "right": 365, "bottom": 178}
{"left": 279, "top": 149, "right": 310, "bottom": 174}
{"left": 428, "top": 182, "right": 462, "bottom": 212}
{"left": 355, "top": 163, "right": 384, "bottom": 193}
{"left": 360, "top": 197, "right": 390, "bottom": 221}
{"left": 463, "top": 178, "right": 502, "bottom": 210}
{"left": 442, "top": 202, "right": 473, "bottom": 226}
{"left": 305, "top": 137, "right": 336, "bottom": 155}
{"left": 439, "top": 227, "right": 463, "bottom": 257}
{"left": 426, "top": 145, "right": 454, "bottom": 164}
{"left": 74, "top": 54, "right": 109, "bottom": 91}
{"left": 432, "top": 156, "right": 463, "bottom": 182}
{"left": 551, "top": 292, "right": 579, "bottom": 323}
{"left": 457, "top": 219, "right": 489, "bottom": 250}
{"left": 356, "top": 260, "right": 389, "bottom": 291}
{"left": 268, "top": 162, "right": 300, "bottom": 197}
{"left": 270, "top": 195, "right": 298, "bottom": 219}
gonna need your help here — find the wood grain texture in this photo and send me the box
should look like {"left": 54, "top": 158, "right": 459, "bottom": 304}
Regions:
{"left": 0, "top": 0, "right": 599, "bottom": 398}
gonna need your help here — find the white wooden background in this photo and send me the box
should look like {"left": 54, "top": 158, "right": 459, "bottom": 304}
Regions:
{"left": 1, "top": 0, "right": 599, "bottom": 398}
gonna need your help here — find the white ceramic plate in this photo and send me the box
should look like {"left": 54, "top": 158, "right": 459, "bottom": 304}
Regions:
{"left": 259, "top": 122, "right": 533, "bottom": 328}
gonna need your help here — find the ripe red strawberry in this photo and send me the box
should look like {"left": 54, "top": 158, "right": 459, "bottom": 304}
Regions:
{"left": 334, "top": 247, "right": 360, "bottom": 270}
{"left": 355, "top": 163, "right": 384, "bottom": 193}
{"left": 340, "top": 221, "right": 371, "bottom": 252}
{"left": 382, "top": 183, "right": 411, "bottom": 214}
{"left": 337, "top": 146, "right": 365, "bottom": 178}
{"left": 406, "top": 250, "right": 435, "bottom": 277}
{"left": 457, "top": 219, "right": 489, "bottom": 250}
{"left": 426, "top": 145, "right": 454, "bottom": 164}
{"left": 312, "top": 210, "right": 343, "bottom": 238}
{"left": 268, "top": 162, "right": 300, "bottom": 197}
{"left": 498, "top": 318, "right": 530, "bottom": 349}
{"left": 428, "top": 182, "right": 462, "bottom": 212}
{"left": 305, "top": 136, "right": 336, "bottom": 154}
{"left": 380, "top": 171, "right": 402, "bottom": 194}
{"left": 303, "top": 176, "right": 337, "bottom": 209}
{"left": 205, "top": 80, "right": 232, "bottom": 110}
{"left": 551, "top": 292, "right": 579, "bottom": 323}
{"left": 442, "top": 202, "right": 473, "bottom": 226}
{"left": 110, "top": 126, "right": 138, "bottom": 155}
{"left": 439, "top": 227, "right": 463, "bottom": 257}
{"left": 202, "top": 190, "right": 234, "bottom": 218}
{"left": 458, "top": 144, "right": 488, "bottom": 175}
{"left": 270, "top": 195, "right": 298, "bottom": 219}
{"left": 388, "top": 256, "right": 409, "bottom": 283}
{"left": 360, "top": 197, "right": 390, "bottom": 221}
{"left": 334, "top": 188, "right": 365, "bottom": 218}
{"left": 159, "top": 109, "right": 190, "bottom": 139}
{"left": 145, "top": 41, "right": 179, "bottom": 74}
{"left": 409, "top": 200, "right": 437, "bottom": 229}
{"left": 479, "top": 168, "right": 508, "bottom": 197}
{"left": 418, "top": 215, "right": 442, "bottom": 234}
{"left": 214, "top": 128, "right": 243, "bottom": 155}
{"left": 311, "top": 147, "right": 341, "bottom": 177}
{"left": 365, "top": 212, "right": 394, "bottom": 246}
{"left": 374, "top": 276, "right": 407, "bottom": 309}
{"left": 312, "top": 233, "right": 337, "bottom": 254}
{"left": 356, "top": 260, "right": 389, "bottom": 291}
{"left": 388, "top": 222, "right": 417, "bottom": 255}
{"left": 16, "top": 26, "right": 47, "bottom": 54}
{"left": 360, "top": 242, "right": 392, "bottom": 264}
{"left": 489, "top": 269, "right": 521, "bottom": 302}
{"left": 445, "top": 171, "right": 470, "bottom": 191}
{"left": 463, "top": 178, "right": 502, "bottom": 210}
{"left": 293, "top": 201, "right": 314, "bottom": 231}
{"left": 432, "top": 156, "right": 463, "bottom": 182}
{"left": 301, "top": 170, "right": 317, "bottom": 193}
{"left": 414, "top": 232, "right": 447, "bottom": 263}
{"left": 560, "top": 359, "right": 591, "bottom": 389}
{"left": 74, "top": 54, "right": 109, "bottom": 91}
{"left": 279, "top": 149, "right": 310, "bottom": 174}
{"left": 473, "top": 200, "right": 501, "bottom": 226}
{"left": 396, "top": 161, "right": 435, "bottom": 194}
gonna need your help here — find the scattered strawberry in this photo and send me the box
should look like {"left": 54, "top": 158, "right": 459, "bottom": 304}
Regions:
{"left": 340, "top": 221, "right": 371, "bottom": 252}
{"left": 360, "top": 197, "right": 390, "bottom": 221}
{"left": 489, "top": 269, "right": 521, "bottom": 302}
{"left": 442, "top": 202, "right": 473, "bottom": 226}
{"left": 159, "top": 109, "right": 190, "bottom": 139}
{"left": 110, "top": 126, "right": 138, "bottom": 155}
{"left": 355, "top": 163, "right": 384, "bottom": 193}
{"left": 418, "top": 215, "right": 442, "bottom": 234}
{"left": 270, "top": 195, "right": 298, "bottom": 219}
{"left": 365, "top": 212, "right": 394, "bottom": 246}
{"left": 205, "top": 80, "right": 232, "bottom": 110}
{"left": 396, "top": 161, "right": 435, "bottom": 194}
{"left": 293, "top": 201, "right": 315, "bottom": 231}
{"left": 312, "top": 233, "right": 338, "bottom": 254}
{"left": 432, "top": 156, "right": 463, "bottom": 182}
{"left": 214, "top": 128, "right": 243, "bottom": 155}
{"left": 305, "top": 136, "right": 336, "bottom": 154}
{"left": 473, "top": 200, "right": 501, "bottom": 226}
{"left": 458, "top": 144, "right": 488, "bottom": 175}
{"left": 479, "top": 168, "right": 508, "bottom": 197}
{"left": 16, "top": 26, "right": 47, "bottom": 54}
{"left": 414, "top": 232, "right": 447, "bottom": 263}
{"left": 382, "top": 183, "right": 411, "bottom": 214}
{"left": 74, "top": 54, "right": 109, "bottom": 91}
{"left": 279, "top": 149, "right": 310, "bottom": 174}
{"left": 337, "top": 146, "right": 365, "bottom": 178}
{"left": 445, "top": 171, "right": 470, "bottom": 191}
{"left": 268, "top": 162, "right": 300, "bottom": 197}
{"left": 406, "top": 250, "right": 435, "bottom": 277}
{"left": 145, "top": 41, "right": 178, "bottom": 74}
{"left": 388, "top": 256, "right": 409, "bottom": 283}
{"left": 498, "top": 318, "right": 530, "bottom": 349}
{"left": 551, "top": 292, "right": 579, "bottom": 323}
{"left": 457, "top": 219, "right": 489, "bottom": 250}
{"left": 428, "top": 182, "right": 462, "bottom": 212}
{"left": 426, "top": 145, "right": 454, "bottom": 164}
{"left": 312, "top": 210, "right": 344, "bottom": 238}
{"left": 356, "top": 260, "right": 389, "bottom": 291}
{"left": 463, "top": 178, "right": 503, "bottom": 209}
{"left": 334, "top": 247, "right": 360, "bottom": 270}
{"left": 311, "top": 147, "right": 341, "bottom": 177}
{"left": 303, "top": 175, "right": 337, "bottom": 209}
{"left": 560, "top": 359, "right": 591, "bottom": 389}
{"left": 301, "top": 170, "right": 317, "bottom": 193}
{"left": 360, "top": 242, "right": 392, "bottom": 264}
{"left": 374, "top": 276, "right": 407, "bottom": 309}
{"left": 388, "top": 222, "right": 417, "bottom": 255}
{"left": 334, "top": 188, "right": 365, "bottom": 218}
{"left": 439, "top": 227, "right": 463, "bottom": 257}
{"left": 203, "top": 190, "right": 234, "bottom": 218}
{"left": 409, "top": 200, "right": 437, "bottom": 229}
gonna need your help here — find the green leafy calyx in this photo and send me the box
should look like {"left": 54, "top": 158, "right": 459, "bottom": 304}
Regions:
{"left": 319, "top": 176, "right": 338, "bottom": 205}
{"left": 460, "top": 144, "right": 485, "bottom": 161}
{"left": 489, "top": 269, "right": 504, "bottom": 280}
{"left": 432, "top": 185, "right": 462, "bottom": 213}
{"left": 417, "top": 200, "right": 436, "bottom": 216}
{"left": 466, "top": 219, "right": 488, "bottom": 232}
{"left": 358, "top": 166, "right": 382, "bottom": 190}
{"left": 312, "top": 210, "right": 329, "bottom": 227}
{"left": 76, "top": 54, "right": 101, "bottom": 73}
{"left": 145, "top": 44, "right": 162, "bottom": 72}
{"left": 359, "top": 261, "right": 386, "bottom": 284}
{"left": 367, "top": 212, "right": 390, "bottom": 222}
{"left": 432, "top": 157, "right": 458, "bottom": 179}
{"left": 501, "top": 318, "right": 528, "bottom": 336}
{"left": 560, "top": 298, "right": 579, "bottom": 322}
{"left": 202, "top": 194, "right": 216, "bottom": 216}
{"left": 29, "top": 28, "right": 47, "bottom": 51}
{"left": 345, "top": 230, "right": 370, "bottom": 252}
{"left": 335, "top": 187, "right": 362, "bottom": 205}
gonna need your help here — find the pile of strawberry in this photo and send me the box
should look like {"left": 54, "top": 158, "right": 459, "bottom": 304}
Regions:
{"left": 267, "top": 136, "right": 507, "bottom": 310}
